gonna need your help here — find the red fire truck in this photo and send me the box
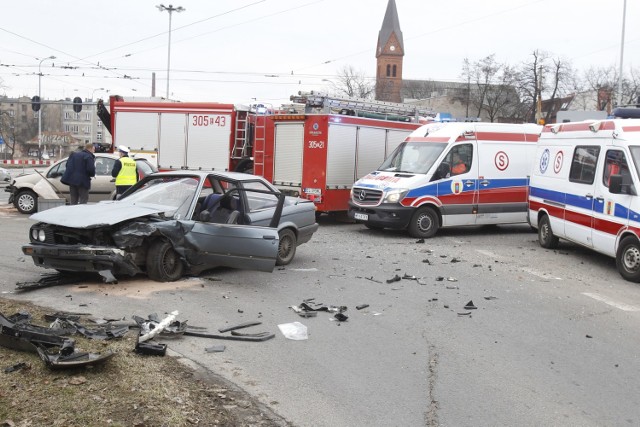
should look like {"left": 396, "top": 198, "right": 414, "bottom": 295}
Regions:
{"left": 98, "top": 93, "right": 431, "bottom": 213}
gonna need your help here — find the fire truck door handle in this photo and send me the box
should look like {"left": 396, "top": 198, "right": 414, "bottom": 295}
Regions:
{"left": 464, "top": 180, "right": 474, "bottom": 187}
{"left": 480, "top": 180, "right": 489, "bottom": 186}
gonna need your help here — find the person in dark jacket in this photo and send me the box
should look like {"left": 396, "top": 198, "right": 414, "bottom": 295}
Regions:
{"left": 61, "top": 142, "right": 96, "bottom": 205}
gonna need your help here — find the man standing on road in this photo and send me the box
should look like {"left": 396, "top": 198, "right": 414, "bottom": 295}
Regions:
{"left": 61, "top": 142, "right": 95, "bottom": 205}
{"left": 111, "top": 145, "right": 137, "bottom": 197}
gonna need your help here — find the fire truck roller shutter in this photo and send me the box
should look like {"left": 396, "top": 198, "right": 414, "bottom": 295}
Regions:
{"left": 327, "top": 124, "right": 357, "bottom": 187}
{"left": 116, "top": 112, "right": 159, "bottom": 154}
{"left": 159, "top": 113, "right": 187, "bottom": 169}
{"left": 273, "top": 123, "right": 304, "bottom": 186}
{"left": 356, "top": 127, "right": 387, "bottom": 179}
{"left": 386, "top": 129, "right": 411, "bottom": 159}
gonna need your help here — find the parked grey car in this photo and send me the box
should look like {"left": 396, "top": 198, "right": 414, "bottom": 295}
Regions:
{"left": 22, "top": 170, "right": 319, "bottom": 282}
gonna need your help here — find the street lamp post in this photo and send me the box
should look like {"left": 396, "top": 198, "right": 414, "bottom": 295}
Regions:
{"left": 617, "top": 0, "right": 627, "bottom": 107}
{"left": 38, "top": 55, "right": 56, "bottom": 160}
{"left": 91, "top": 87, "right": 105, "bottom": 101}
{"left": 157, "top": 4, "right": 185, "bottom": 99}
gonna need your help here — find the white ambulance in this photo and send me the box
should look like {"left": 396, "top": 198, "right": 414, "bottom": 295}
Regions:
{"left": 528, "top": 116, "right": 640, "bottom": 282}
{"left": 348, "top": 122, "right": 542, "bottom": 238}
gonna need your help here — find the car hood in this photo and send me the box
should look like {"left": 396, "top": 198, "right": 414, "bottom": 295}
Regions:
{"left": 29, "top": 201, "right": 171, "bottom": 228}
{"left": 354, "top": 170, "right": 430, "bottom": 191}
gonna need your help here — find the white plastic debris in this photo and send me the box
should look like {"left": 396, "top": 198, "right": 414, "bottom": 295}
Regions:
{"left": 277, "top": 322, "right": 308, "bottom": 340}
{"left": 138, "top": 310, "right": 179, "bottom": 342}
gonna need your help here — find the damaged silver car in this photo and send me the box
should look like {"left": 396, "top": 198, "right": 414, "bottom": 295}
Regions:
{"left": 22, "top": 171, "right": 319, "bottom": 282}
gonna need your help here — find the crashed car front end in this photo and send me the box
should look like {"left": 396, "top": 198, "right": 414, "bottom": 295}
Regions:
{"left": 23, "top": 222, "right": 144, "bottom": 276}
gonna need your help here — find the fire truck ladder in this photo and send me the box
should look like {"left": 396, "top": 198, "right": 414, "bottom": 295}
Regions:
{"left": 296, "top": 91, "right": 433, "bottom": 119}
{"left": 231, "top": 109, "right": 250, "bottom": 159}
{"left": 251, "top": 115, "right": 267, "bottom": 175}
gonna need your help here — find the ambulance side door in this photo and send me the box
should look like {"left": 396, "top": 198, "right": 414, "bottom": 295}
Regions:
{"left": 435, "top": 142, "right": 478, "bottom": 226}
{"left": 564, "top": 145, "right": 600, "bottom": 248}
{"left": 592, "top": 148, "right": 635, "bottom": 256}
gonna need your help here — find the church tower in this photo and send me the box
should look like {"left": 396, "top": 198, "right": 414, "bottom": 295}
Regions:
{"left": 375, "top": 0, "right": 404, "bottom": 103}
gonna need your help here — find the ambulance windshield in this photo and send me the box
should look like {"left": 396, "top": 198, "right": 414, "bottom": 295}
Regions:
{"left": 379, "top": 142, "right": 446, "bottom": 174}
{"left": 629, "top": 147, "right": 640, "bottom": 179}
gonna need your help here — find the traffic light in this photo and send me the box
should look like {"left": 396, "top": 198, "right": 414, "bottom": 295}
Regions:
{"left": 73, "top": 96, "right": 83, "bottom": 113}
{"left": 31, "top": 95, "right": 41, "bottom": 112}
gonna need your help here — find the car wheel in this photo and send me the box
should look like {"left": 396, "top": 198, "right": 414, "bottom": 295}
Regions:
{"left": 538, "top": 215, "right": 559, "bottom": 249}
{"left": 15, "top": 190, "right": 38, "bottom": 214}
{"left": 408, "top": 206, "right": 439, "bottom": 238}
{"left": 616, "top": 236, "right": 640, "bottom": 282}
{"left": 276, "top": 229, "right": 297, "bottom": 266}
{"left": 146, "top": 240, "right": 184, "bottom": 282}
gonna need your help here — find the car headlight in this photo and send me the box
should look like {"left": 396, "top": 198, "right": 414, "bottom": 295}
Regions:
{"left": 383, "top": 189, "right": 409, "bottom": 204}
{"left": 31, "top": 228, "right": 46, "bottom": 242}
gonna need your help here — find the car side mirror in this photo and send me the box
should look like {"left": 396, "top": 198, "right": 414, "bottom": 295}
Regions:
{"left": 431, "top": 162, "right": 450, "bottom": 181}
{"left": 199, "top": 210, "right": 211, "bottom": 222}
{"left": 609, "top": 174, "right": 623, "bottom": 194}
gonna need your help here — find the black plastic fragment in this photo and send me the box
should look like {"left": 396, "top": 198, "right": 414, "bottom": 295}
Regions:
{"left": 135, "top": 341, "right": 167, "bottom": 356}
{"left": 218, "top": 321, "right": 262, "bottom": 333}
{"left": 356, "top": 304, "right": 369, "bottom": 310}
{"left": 334, "top": 313, "right": 349, "bottom": 322}
{"left": 386, "top": 275, "right": 401, "bottom": 284}
{"left": 4, "top": 362, "right": 29, "bottom": 373}
{"left": 463, "top": 300, "right": 477, "bottom": 310}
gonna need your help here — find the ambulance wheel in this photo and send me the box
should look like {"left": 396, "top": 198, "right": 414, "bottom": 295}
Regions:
{"left": 538, "top": 215, "right": 559, "bottom": 249}
{"left": 146, "top": 240, "right": 184, "bottom": 282}
{"left": 408, "top": 206, "right": 439, "bottom": 238}
{"left": 616, "top": 236, "right": 640, "bottom": 282}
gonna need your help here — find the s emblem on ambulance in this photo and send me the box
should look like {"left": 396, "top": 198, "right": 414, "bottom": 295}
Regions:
{"left": 358, "top": 190, "right": 367, "bottom": 201}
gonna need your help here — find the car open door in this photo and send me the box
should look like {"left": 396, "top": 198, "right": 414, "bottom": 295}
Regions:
{"left": 186, "top": 188, "right": 285, "bottom": 272}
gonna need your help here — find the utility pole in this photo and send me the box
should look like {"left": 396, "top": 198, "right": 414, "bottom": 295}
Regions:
{"left": 38, "top": 55, "right": 56, "bottom": 159}
{"left": 157, "top": 4, "right": 185, "bottom": 99}
{"left": 617, "top": 0, "right": 627, "bottom": 107}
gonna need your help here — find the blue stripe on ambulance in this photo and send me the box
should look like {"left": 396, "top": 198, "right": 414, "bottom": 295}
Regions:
{"left": 407, "top": 178, "right": 528, "bottom": 198}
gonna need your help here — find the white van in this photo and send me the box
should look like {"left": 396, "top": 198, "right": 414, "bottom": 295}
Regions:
{"left": 528, "top": 117, "right": 640, "bottom": 282}
{"left": 348, "top": 122, "right": 542, "bottom": 238}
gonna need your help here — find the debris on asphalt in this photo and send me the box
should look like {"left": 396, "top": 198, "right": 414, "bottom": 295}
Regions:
{"left": 463, "top": 301, "right": 477, "bottom": 310}
{"left": 402, "top": 274, "right": 417, "bottom": 280}
{"left": 435, "top": 276, "right": 444, "bottom": 281}
{"left": 356, "top": 304, "right": 369, "bottom": 310}
{"left": 98, "top": 270, "right": 118, "bottom": 284}
{"left": 135, "top": 341, "right": 167, "bottom": 356}
{"left": 218, "top": 321, "right": 262, "bottom": 333}
{"left": 484, "top": 296, "right": 498, "bottom": 300}
{"left": 333, "top": 312, "right": 348, "bottom": 322}
{"left": 457, "top": 312, "right": 472, "bottom": 316}
{"left": 450, "top": 257, "right": 462, "bottom": 263}
{"left": 422, "top": 258, "right": 431, "bottom": 264}
{"left": 446, "top": 285, "right": 459, "bottom": 290}
{"left": 447, "top": 277, "right": 458, "bottom": 282}
{"left": 586, "top": 334, "right": 593, "bottom": 339}
{"left": 15, "top": 272, "right": 96, "bottom": 291}
{"left": 365, "top": 276, "right": 383, "bottom": 284}
{"left": 278, "top": 322, "right": 308, "bottom": 340}
{"left": 415, "top": 238, "right": 425, "bottom": 243}
{"left": 205, "top": 345, "right": 226, "bottom": 353}
{"left": 386, "top": 274, "right": 401, "bottom": 283}
{"left": 137, "top": 311, "right": 180, "bottom": 343}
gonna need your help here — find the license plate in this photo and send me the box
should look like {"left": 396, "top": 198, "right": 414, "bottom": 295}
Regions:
{"left": 354, "top": 212, "right": 368, "bottom": 221}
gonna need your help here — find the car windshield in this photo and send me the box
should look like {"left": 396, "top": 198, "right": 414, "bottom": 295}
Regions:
{"left": 122, "top": 177, "right": 200, "bottom": 219}
{"left": 378, "top": 142, "right": 446, "bottom": 174}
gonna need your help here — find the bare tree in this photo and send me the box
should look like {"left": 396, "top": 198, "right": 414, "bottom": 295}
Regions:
{"left": 329, "top": 65, "right": 375, "bottom": 99}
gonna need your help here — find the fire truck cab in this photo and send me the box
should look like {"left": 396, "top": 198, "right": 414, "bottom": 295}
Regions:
{"left": 528, "top": 112, "right": 640, "bottom": 282}
{"left": 349, "top": 122, "right": 542, "bottom": 238}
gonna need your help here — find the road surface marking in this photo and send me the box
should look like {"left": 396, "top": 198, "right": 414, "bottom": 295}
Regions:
{"left": 582, "top": 292, "right": 640, "bottom": 312}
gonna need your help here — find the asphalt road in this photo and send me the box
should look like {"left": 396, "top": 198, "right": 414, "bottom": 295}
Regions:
{"left": 1, "top": 192, "right": 639, "bottom": 427}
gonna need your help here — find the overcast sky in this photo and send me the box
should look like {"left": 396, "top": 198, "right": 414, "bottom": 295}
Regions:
{"left": 1, "top": 0, "right": 637, "bottom": 106}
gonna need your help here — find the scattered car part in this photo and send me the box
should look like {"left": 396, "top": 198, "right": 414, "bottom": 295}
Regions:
{"left": 277, "top": 322, "right": 308, "bottom": 340}
{"left": 218, "top": 321, "right": 262, "bottom": 333}
{"left": 184, "top": 330, "right": 275, "bottom": 342}
{"left": 334, "top": 313, "right": 349, "bottom": 322}
{"left": 386, "top": 275, "right": 401, "bottom": 283}
{"left": 36, "top": 346, "right": 115, "bottom": 369}
{"left": 464, "top": 301, "right": 477, "bottom": 310}
{"left": 135, "top": 341, "right": 167, "bottom": 356}
{"left": 356, "top": 304, "right": 369, "bottom": 310}
{"left": 205, "top": 345, "right": 226, "bottom": 353}
{"left": 4, "top": 362, "right": 29, "bottom": 373}
{"left": 15, "top": 272, "right": 96, "bottom": 291}
{"left": 138, "top": 311, "right": 179, "bottom": 342}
